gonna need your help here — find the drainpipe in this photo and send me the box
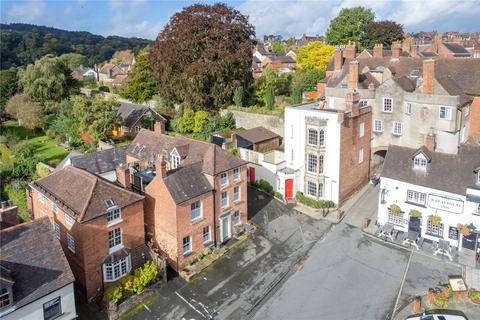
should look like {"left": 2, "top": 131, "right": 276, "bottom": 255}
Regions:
{"left": 213, "top": 189, "right": 218, "bottom": 247}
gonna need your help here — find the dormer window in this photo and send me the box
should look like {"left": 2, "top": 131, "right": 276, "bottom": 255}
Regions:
{"left": 413, "top": 155, "right": 428, "bottom": 171}
{"left": 105, "top": 199, "right": 115, "bottom": 208}
{"left": 170, "top": 148, "right": 181, "bottom": 169}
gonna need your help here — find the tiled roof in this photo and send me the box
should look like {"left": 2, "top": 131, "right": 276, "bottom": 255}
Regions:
{"left": 163, "top": 162, "right": 213, "bottom": 204}
{"left": 381, "top": 144, "right": 480, "bottom": 195}
{"left": 0, "top": 218, "right": 75, "bottom": 309}
{"left": 116, "top": 102, "right": 165, "bottom": 128}
{"left": 67, "top": 146, "right": 127, "bottom": 175}
{"left": 128, "top": 130, "right": 247, "bottom": 176}
{"left": 32, "top": 166, "right": 144, "bottom": 222}
{"left": 235, "top": 126, "right": 280, "bottom": 144}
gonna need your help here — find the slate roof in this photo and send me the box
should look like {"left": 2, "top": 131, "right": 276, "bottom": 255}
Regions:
{"left": 235, "top": 126, "right": 280, "bottom": 144}
{"left": 54, "top": 150, "right": 83, "bottom": 172}
{"left": 443, "top": 42, "right": 471, "bottom": 56}
{"left": 0, "top": 218, "right": 75, "bottom": 310}
{"left": 163, "top": 162, "right": 213, "bottom": 204}
{"left": 381, "top": 144, "right": 480, "bottom": 195}
{"left": 69, "top": 146, "right": 128, "bottom": 175}
{"left": 32, "top": 166, "right": 144, "bottom": 222}
{"left": 128, "top": 130, "right": 247, "bottom": 176}
{"left": 266, "top": 54, "right": 296, "bottom": 63}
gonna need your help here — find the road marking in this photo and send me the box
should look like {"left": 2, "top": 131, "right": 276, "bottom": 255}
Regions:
{"left": 143, "top": 304, "right": 151, "bottom": 312}
{"left": 175, "top": 291, "right": 209, "bottom": 319}
{"left": 392, "top": 250, "right": 413, "bottom": 319}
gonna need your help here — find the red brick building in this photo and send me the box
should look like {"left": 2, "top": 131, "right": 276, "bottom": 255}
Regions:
{"left": 124, "top": 130, "right": 248, "bottom": 270}
{"left": 28, "top": 166, "right": 145, "bottom": 301}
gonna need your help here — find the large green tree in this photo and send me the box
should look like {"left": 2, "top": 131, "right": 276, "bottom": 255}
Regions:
{"left": 360, "top": 20, "right": 404, "bottom": 49}
{"left": 326, "top": 7, "right": 375, "bottom": 46}
{"left": 120, "top": 48, "right": 158, "bottom": 103}
{"left": 72, "top": 95, "right": 122, "bottom": 141}
{"left": 18, "top": 55, "right": 78, "bottom": 106}
{"left": 0, "top": 68, "right": 18, "bottom": 114}
{"left": 48, "top": 100, "right": 81, "bottom": 146}
{"left": 5, "top": 94, "right": 44, "bottom": 129}
{"left": 149, "top": 3, "right": 255, "bottom": 111}
{"left": 58, "top": 53, "right": 88, "bottom": 70}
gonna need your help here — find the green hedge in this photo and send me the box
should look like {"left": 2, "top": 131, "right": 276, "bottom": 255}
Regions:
{"left": 251, "top": 179, "right": 274, "bottom": 195}
{"left": 296, "top": 192, "right": 335, "bottom": 208}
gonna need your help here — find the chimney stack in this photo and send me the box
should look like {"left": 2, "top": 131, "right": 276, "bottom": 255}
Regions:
{"left": 156, "top": 160, "right": 167, "bottom": 178}
{"left": 348, "top": 60, "right": 359, "bottom": 89}
{"left": 373, "top": 43, "right": 383, "bottom": 58}
{"left": 392, "top": 41, "right": 401, "bottom": 59}
{"left": 154, "top": 120, "right": 165, "bottom": 134}
{"left": 433, "top": 34, "right": 443, "bottom": 53}
{"left": 334, "top": 49, "right": 343, "bottom": 71}
{"left": 422, "top": 59, "right": 435, "bottom": 95}
{"left": 343, "top": 41, "right": 356, "bottom": 59}
{"left": 425, "top": 132, "right": 436, "bottom": 152}
{"left": 116, "top": 163, "right": 131, "bottom": 189}
{"left": 410, "top": 44, "right": 418, "bottom": 57}
{"left": 345, "top": 90, "right": 360, "bottom": 117}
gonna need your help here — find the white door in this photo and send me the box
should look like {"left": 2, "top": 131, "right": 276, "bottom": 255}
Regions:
{"left": 220, "top": 215, "right": 231, "bottom": 242}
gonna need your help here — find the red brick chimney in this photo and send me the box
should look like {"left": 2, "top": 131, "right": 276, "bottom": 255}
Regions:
{"left": 373, "top": 43, "right": 383, "bottom": 58}
{"left": 423, "top": 59, "right": 435, "bottom": 95}
{"left": 343, "top": 41, "right": 356, "bottom": 59}
{"left": 345, "top": 90, "right": 360, "bottom": 117}
{"left": 392, "top": 41, "right": 401, "bottom": 59}
{"left": 116, "top": 163, "right": 131, "bottom": 189}
{"left": 348, "top": 60, "right": 359, "bottom": 89}
{"left": 334, "top": 49, "right": 343, "bottom": 71}
{"left": 410, "top": 44, "right": 418, "bottom": 58}
{"left": 156, "top": 160, "right": 167, "bottom": 178}
{"left": 433, "top": 34, "right": 443, "bottom": 53}
{"left": 154, "top": 120, "right": 165, "bottom": 134}
{"left": 425, "top": 132, "right": 436, "bottom": 152}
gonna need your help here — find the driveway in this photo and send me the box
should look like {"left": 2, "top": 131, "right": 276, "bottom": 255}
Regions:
{"left": 129, "top": 187, "right": 332, "bottom": 320}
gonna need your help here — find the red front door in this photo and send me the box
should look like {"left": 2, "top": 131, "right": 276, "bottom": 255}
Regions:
{"left": 249, "top": 167, "right": 255, "bottom": 184}
{"left": 285, "top": 179, "right": 293, "bottom": 199}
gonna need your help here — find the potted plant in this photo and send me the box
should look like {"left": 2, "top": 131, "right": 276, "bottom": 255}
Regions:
{"left": 389, "top": 204, "right": 402, "bottom": 215}
{"left": 428, "top": 214, "right": 442, "bottom": 225}
{"left": 457, "top": 223, "right": 471, "bottom": 237}
{"left": 409, "top": 209, "right": 422, "bottom": 218}
{"left": 468, "top": 290, "right": 480, "bottom": 304}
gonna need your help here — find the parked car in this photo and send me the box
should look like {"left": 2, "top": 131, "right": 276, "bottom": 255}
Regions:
{"left": 407, "top": 310, "right": 468, "bottom": 320}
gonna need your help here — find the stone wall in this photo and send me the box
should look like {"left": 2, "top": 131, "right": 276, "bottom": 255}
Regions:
{"left": 221, "top": 109, "right": 284, "bottom": 137}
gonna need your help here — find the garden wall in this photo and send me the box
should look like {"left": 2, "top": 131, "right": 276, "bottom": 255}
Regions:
{"left": 221, "top": 109, "right": 284, "bottom": 137}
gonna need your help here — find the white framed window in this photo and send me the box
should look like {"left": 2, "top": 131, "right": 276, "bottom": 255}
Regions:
{"left": 392, "top": 122, "right": 402, "bottom": 136}
{"left": 108, "top": 228, "right": 123, "bottom": 252}
{"left": 234, "top": 210, "right": 241, "bottom": 225}
{"left": 405, "top": 102, "right": 412, "bottom": 115}
{"left": 358, "top": 148, "right": 364, "bottom": 164}
{"left": 319, "top": 155, "right": 324, "bottom": 173}
{"left": 233, "top": 168, "right": 240, "bottom": 181}
{"left": 383, "top": 98, "right": 393, "bottom": 113}
{"left": 407, "top": 190, "right": 426, "bottom": 205}
{"left": 307, "top": 154, "right": 317, "bottom": 174}
{"left": 307, "top": 129, "right": 318, "bottom": 145}
{"left": 439, "top": 106, "right": 452, "bottom": 120}
{"left": 426, "top": 220, "right": 444, "bottom": 237}
{"left": 171, "top": 155, "right": 181, "bottom": 169}
{"left": 359, "top": 122, "right": 365, "bottom": 138}
{"left": 51, "top": 202, "right": 58, "bottom": 214}
{"left": 103, "top": 256, "right": 130, "bottom": 282}
{"left": 319, "top": 130, "right": 325, "bottom": 146}
{"left": 54, "top": 222, "right": 60, "bottom": 239}
{"left": 359, "top": 100, "right": 368, "bottom": 107}
{"left": 373, "top": 119, "right": 383, "bottom": 133}
{"left": 413, "top": 156, "right": 428, "bottom": 171}
{"left": 203, "top": 226, "right": 211, "bottom": 243}
{"left": 0, "top": 287, "right": 11, "bottom": 310}
{"left": 220, "top": 172, "right": 228, "bottom": 187}
{"left": 107, "top": 208, "right": 122, "bottom": 225}
{"left": 221, "top": 191, "right": 228, "bottom": 208}
{"left": 43, "top": 296, "right": 62, "bottom": 320}
{"left": 307, "top": 181, "right": 317, "bottom": 197}
{"left": 39, "top": 193, "right": 46, "bottom": 204}
{"left": 134, "top": 125, "right": 142, "bottom": 132}
{"left": 67, "top": 234, "right": 75, "bottom": 253}
{"left": 234, "top": 186, "right": 240, "bottom": 202}
{"left": 183, "top": 236, "right": 192, "bottom": 255}
{"left": 65, "top": 213, "right": 74, "bottom": 226}
{"left": 191, "top": 201, "right": 202, "bottom": 221}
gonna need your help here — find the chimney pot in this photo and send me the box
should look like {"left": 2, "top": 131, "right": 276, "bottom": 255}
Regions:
{"left": 373, "top": 43, "right": 383, "bottom": 58}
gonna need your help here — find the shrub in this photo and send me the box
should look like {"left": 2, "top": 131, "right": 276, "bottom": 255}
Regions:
{"left": 252, "top": 179, "right": 274, "bottom": 195}
{"left": 193, "top": 111, "right": 209, "bottom": 134}
{"left": 131, "top": 261, "right": 158, "bottom": 294}
{"left": 295, "top": 191, "right": 335, "bottom": 208}
{"left": 389, "top": 204, "right": 402, "bottom": 215}
{"left": 105, "top": 285, "right": 123, "bottom": 302}
{"left": 179, "top": 109, "right": 195, "bottom": 133}
{"left": 98, "top": 85, "right": 110, "bottom": 92}
{"left": 409, "top": 209, "right": 422, "bottom": 218}
{"left": 228, "top": 148, "right": 239, "bottom": 156}
{"left": 274, "top": 191, "right": 283, "bottom": 200}
{"left": 234, "top": 86, "right": 244, "bottom": 108}
{"left": 428, "top": 214, "right": 442, "bottom": 225}
{"left": 219, "top": 112, "right": 236, "bottom": 130}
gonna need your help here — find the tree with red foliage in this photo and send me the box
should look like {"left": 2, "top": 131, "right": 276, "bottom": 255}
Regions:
{"left": 149, "top": 3, "right": 255, "bottom": 111}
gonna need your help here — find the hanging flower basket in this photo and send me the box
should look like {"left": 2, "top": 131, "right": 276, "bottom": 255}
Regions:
{"left": 409, "top": 209, "right": 422, "bottom": 218}
{"left": 457, "top": 223, "right": 471, "bottom": 237}
{"left": 389, "top": 204, "right": 403, "bottom": 216}
{"left": 428, "top": 214, "right": 442, "bottom": 225}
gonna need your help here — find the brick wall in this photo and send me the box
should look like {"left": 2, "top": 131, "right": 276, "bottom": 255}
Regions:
{"left": 468, "top": 97, "right": 480, "bottom": 137}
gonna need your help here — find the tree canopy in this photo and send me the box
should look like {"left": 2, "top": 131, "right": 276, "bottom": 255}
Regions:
{"left": 0, "top": 68, "right": 18, "bottom": 112}
{"left": 18, "top": 55, "right": 78, "bottom": 106}
{"left": 326, "top": 7, "right": 375, "bottom": 46}
{"left": 57, "top": 53, "right": 88, "bottom": 70}
{"left": 149, "top": 3, "right": 255, "bottom": 111}
{"left": 296, "top": 41, "right": 336, "bottom": 71}
{"left": 5, "top": 94, "right": 44, "bottom": 129}
{"left": 120, "top": 48, "right": 158, "bottom": 103}
{"left": 360, "top": 20, "right": 404, "bottom": 49}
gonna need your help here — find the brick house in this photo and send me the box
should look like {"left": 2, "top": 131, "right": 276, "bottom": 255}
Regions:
{"left": 28, "top": 166, "right": 145, "bottom": 301}
{"left": 124, "top": 129, "right": 248, "bottom": 270}
{"left": 113, "top": 102, "right": 166, "bottom": 138}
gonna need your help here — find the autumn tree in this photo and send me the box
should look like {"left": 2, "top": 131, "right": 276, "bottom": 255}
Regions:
{"left": 0, "top": 68, "right": 18, "bottom": 115}
{"left": 149, "top": 3, "right": 255, "bottom": 111}
{"left": 5, "top": 94, "right": 44, "bottom": 129}
{"left": 120, "top": 48, "right": 158, "bottom": 103}
{"left": 72, "top": 95, "right": 122, "bottom": 141}
{"left": 296, "top": 41, "right": 336, "bottom": 71}
{"left": 18, "top": 54, "right": 79, "bottom": 106}
{"left": 326, "top": 7, "right": 375, "bottom": 46}
{"left": 360, "top": 20, "right": 404, "bottom": 49}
